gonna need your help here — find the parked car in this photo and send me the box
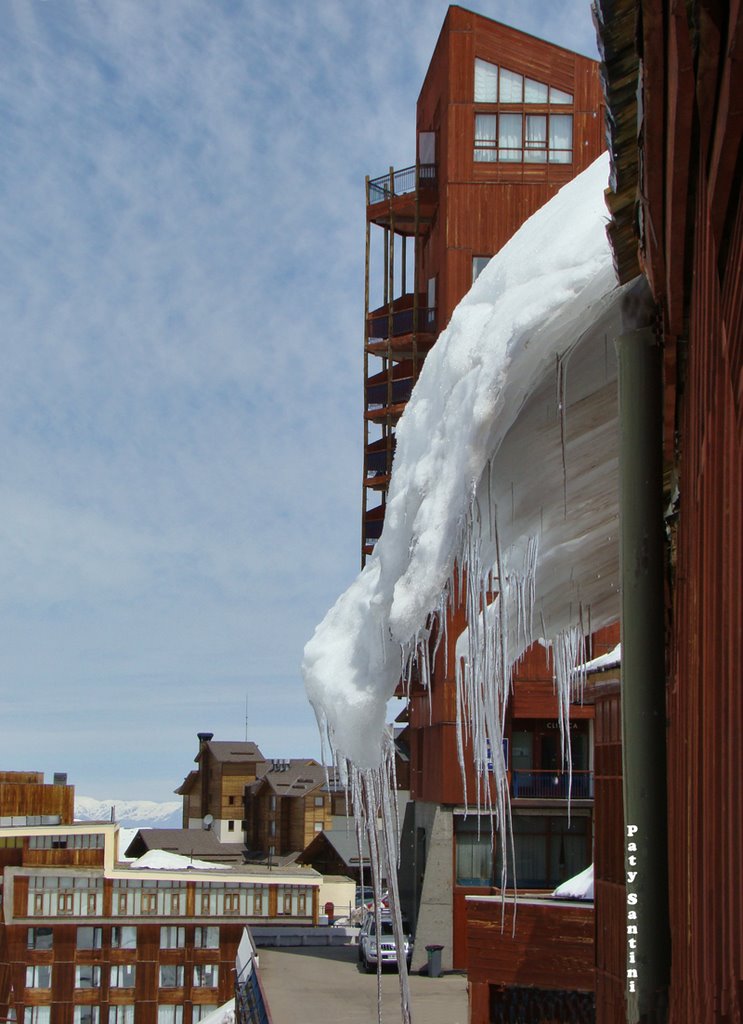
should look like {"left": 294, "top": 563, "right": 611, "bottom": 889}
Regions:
{"left": 358, "top": 911, "right": 413, "bottom": 972}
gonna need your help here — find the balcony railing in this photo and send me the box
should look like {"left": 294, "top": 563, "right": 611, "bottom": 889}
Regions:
{"left": 368, "top": 163, "right": 437, "bottom": 203}
{"left": 368, "top": 306, "right": 436, "bottom": 340}
{"left": 511, "top": 769, "right": 593, "bottom": 800}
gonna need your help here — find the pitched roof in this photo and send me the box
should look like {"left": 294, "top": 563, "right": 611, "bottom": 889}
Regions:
{"left": 123, "top": 828, "right": 246, "bottom": 865}
{"left": 203, "top": 741, "right": 266, "bottom": 765}
{"left": 254, "top": 759, "right": 326, "bottom": 797}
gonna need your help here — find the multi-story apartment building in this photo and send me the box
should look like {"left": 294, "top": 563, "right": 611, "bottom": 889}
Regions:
{"left": 175, "top": 735, "right": 267, "bottom": 843}
{"left": 242, "top": 760, "right": 332, "bottom": 860}
{"left": 0, "top": 772, "right": 321, "bottom": 1024}
{"left": 359, "top": 6, "right": 610, "bottom": 971}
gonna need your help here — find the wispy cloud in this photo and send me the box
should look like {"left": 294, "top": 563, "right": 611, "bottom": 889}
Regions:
{"left": 0, "top": 0, "right": 599, "bottom": 799}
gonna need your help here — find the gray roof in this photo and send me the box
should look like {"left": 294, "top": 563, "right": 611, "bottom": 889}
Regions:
{"left": 300, "top": 828, "right": 373, "bottom": 868}
{"left": 254, "top": 759, "right": 326, "bottom": 797}
{"left": 124, "top": 828, "right": 246, "bottom": 864}
{"left": 204, "top": 741, "right": 266, "bottom": 765}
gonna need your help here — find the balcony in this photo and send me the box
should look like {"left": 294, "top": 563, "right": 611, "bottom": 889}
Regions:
{"left": 511, "top": 769, "right": 593, "bottom": 800}
{"left": 367, "top": 163, "right": 437, "bottom": 203}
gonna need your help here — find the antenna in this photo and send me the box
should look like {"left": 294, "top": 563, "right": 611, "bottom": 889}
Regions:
{"left": 245, "top": 693, "right": 249, "bottom": 742}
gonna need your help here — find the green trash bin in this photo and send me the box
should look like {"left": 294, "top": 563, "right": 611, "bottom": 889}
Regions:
{"left": 425, "top": 944, "right": 444, "bottom": 978}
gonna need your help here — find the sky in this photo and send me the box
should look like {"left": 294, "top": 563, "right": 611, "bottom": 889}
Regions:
{"left": 0, "top": 0, "right": 601, "bottom": 803}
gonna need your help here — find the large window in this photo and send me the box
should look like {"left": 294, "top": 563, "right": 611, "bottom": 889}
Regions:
{"left": 27, "top": 928, "right": 53, "bottom": 950}
{"left": 109, "top": 1006, "right": 134, "bottom": 1024}
{"left": 192, "top": 965, "right": 219, "bottom": 988}
{"left": 77, "top": 926, "right": 102, "bottom": 950}
{"left": 194, "top": 926, "right": 219, "bottom": 949}
{"left": 110, "top": 965, "right": 136, "bottom": 989}
{"left": 159, "top": 966, "right": 184, "bottom": 988}
{"left": 455, "top": 817, "right": 494, "bottom": 887}
{"left": 159, "top": 926, "right": 184, "bottom": 949}
{"left": 25, "top": 966, "right": 52, "bottom": 988}
{"left": 192, "top": 1008, "right": 217, "bottom": 1023}
{"left": 157, "top": 1009, "right": 182, "bottom": 1024}
{"left": 112, "top": 925, "right": 137, "bottom": 949}
{"left": 24, "top": 1010, "right": 49, "bottom": 1024}
{"left": 75, "top": 965, "right": 101, "bottom": 989}
{"left": 496, "top": 814, "right": 591, "bottom": 888}
{"left": 473, "top": 58, "right": 573, "bottom": 164}
{"left": 73, "top": 1009, "right": 99, "bottom": 1024}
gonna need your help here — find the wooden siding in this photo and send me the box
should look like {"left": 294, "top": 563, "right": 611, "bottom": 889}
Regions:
{"left": 0, "top": 781, "right": 74, "bottom": 824}
{"left": 467, "top": 896, "right": 594, "bottom": 1023}
{"left": 633, "top": 2, "right": 743, "bottom": 1022}
{"left": 592, "top": 680, "right": 625, "bottom": 1024}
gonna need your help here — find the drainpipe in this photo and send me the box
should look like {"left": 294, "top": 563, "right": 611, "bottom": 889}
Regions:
{"left": 615, "top": 278, "right": 669, "bottom": 1023}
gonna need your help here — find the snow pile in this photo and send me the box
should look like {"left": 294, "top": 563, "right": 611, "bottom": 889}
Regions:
{"left": 303, "top": 152, "right": 624, "bottom": 1021}
{"left": 552, "top": 863, "right": 594, "bottom": 900}
{"left": 128, "top": 849, "right": 230, "bottom": 871}
{"left": 304, "top": 152, "right": 621, "bottom": 770}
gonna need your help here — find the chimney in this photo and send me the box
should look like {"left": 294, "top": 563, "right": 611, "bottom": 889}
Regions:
{"left": 53, "top": 772, "right": 68, "bottom": 786}
{"left": 197, "top": 732, "right": 214, "bottom": 820}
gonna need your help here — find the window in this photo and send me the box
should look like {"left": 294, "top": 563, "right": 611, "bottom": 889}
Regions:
{"left": 472, "top": 256, "right": 491, "bottom": 283}
{"left": 474, "top": 58, "right": 498, "bottom": 102}
{"left": 455, "top": 817, "right": 494, "bottom": 887}
{"left": 524, "top": 77, "right": 548, "bottom": 103}
{"left": 141, "top": 892, "right": 157, "bottom": 913}
{"left": 110, "top": 964, "right": 136, "bottom": 989}
{"left": 474, "top": 114, "right": 497, "bottom": 162}
{"left": 224, "top": 892, "right": 240, "bottom": 914}
{"left": 25, "top": 966, "right": 52, "bottom": 988}
{"left": 227, "top": 820, "right": 235, "bottom": 832}
{"left": 74, "top": 1009, "right": 99, "bottom": 1024}
{"left": 27, "top": 927, "right": 53, "bottom": 950}
{"left": 159, "top": 926, "right": 184, "bottom": 949}
{"left": 525, "top": 115, "right": 547, "bottom": 162}
{"left": 313, "top": 821, "right": 323, "bottom": 832}
{"left": 550, "top": 86, "right": 573, "bottom": 104}
{"left": 499, "top": 67, "right": 523, "bottom": 102}
{"left": 159, "top": 965, "right": 184, "bottom": 988}
{"left": 157, "top": 1009, "right": 182, "bottom": 1024}
{"left": 269, "top": 795, "right": 276, "bottom": 812}
{"left": 192, "top": 965, "right": 219, "bottom": 988}
{"left": 57, "top": 890, "right": 74, "bottom": 915}
{"left": 269, "top": 820, "right": 276, "bottom": 838}
{"left": 194, "top": 926, "right": 219, "bottom": 949}
{"left": 75, "top": 965, "right": 101, "bottom": 989}
{"left": 549, "top": 114, "right": 573, "bottom": 163}
{"left": 77, "top": 926, "right": 102, "bottom": 950}
{"left": 112, "top": 925, "right": 137, "bottom": 949}
{"left": 498, "top": 113, "right": 522, "bottom": 161}
{"left": 495, "top": 814, "right": 590, "bottom": 887}
{"left": 24, "top": 1010, "right": 50, "bottom": 1024}
{"left": 192, "top": 1007, "right": 217, "bottom": 1023}
{"left": 109, "top": 1006, "right": 134, "bottom": 1024}
{"left": 314, "top": 796, "right": 324, "bottom": 807}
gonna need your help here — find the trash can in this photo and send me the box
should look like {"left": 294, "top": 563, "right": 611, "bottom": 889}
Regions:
{"left": 425, "top": 944, "right": 444, "bottom": 978}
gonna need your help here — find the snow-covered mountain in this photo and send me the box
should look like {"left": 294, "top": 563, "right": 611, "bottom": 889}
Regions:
{"left": 75, "top": 796, "right": 182, "bottom": 829}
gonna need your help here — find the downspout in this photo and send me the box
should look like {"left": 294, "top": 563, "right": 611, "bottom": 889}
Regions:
{"left": 615, "top": 278, "right": 670, "bottom": 1023}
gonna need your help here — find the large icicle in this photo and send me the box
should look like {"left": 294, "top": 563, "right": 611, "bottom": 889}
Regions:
{"left": 303, "top": 152, "right": 626, "bottom": 1021}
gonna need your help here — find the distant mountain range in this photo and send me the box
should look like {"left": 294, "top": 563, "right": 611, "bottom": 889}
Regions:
{"left": 75, "top": 796, "right": 182, "bottom": 829}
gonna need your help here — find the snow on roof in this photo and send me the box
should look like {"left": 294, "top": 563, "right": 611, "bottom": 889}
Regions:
{"left": 303, "top": 151, "right": 627, "bottom": 771}
{"left": 578, "top": 642, "right": 621, "bottom": 673}
{"left": 128, "top": 849, "right": 231, "bottom": 871}
{"left": 552, "top": 863, "right": 594, "bottom": 900}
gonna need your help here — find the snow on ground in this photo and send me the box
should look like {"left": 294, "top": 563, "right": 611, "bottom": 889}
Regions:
{"left": 303, "top": 151, "right": 623, "bottom": 773}
{"left": 128, "top": 849, "right": 230, "bottom": 871}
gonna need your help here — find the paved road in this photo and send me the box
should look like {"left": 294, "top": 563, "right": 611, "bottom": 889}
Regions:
{"left": 257, "top": 944, "right": 468, "bottom": 1024}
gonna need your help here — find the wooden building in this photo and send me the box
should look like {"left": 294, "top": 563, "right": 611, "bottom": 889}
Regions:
{"left": 242, "top": 760, "right": 331, "bottom": 860}
{"left": 0, "top": 773, "right": 320, "bottom": 1024}
{"left": 362, "top": 5, "right": 604, "bottom": 560}
{"left": 361, "top": 6, "right": 611, "bottom": 975}
{"left": 175, "top": 735, "right": 267, "bottom": 843}
{"left": 593, "top": 0, "right": 743, "bottom": 1021}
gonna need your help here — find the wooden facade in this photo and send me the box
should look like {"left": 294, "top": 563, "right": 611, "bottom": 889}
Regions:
{"left": 0, "top": 775, "right": 320, "bottom": 1024}
{"left": 362, "top": 6, "right": 605, "bottom": 562}
{"left": 242, "top": 761, "right": 331, "bottom": 859}
{"left": 593, "top": 0, "right": 743, "bottom": 1019}
{"left": 466, "top": 896, "right": 595, "bottom": 1023}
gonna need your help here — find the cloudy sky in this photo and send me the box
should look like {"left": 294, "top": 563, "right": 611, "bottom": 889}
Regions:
{"left": 0, "top": 0, "right": 600, "bottom": 803}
